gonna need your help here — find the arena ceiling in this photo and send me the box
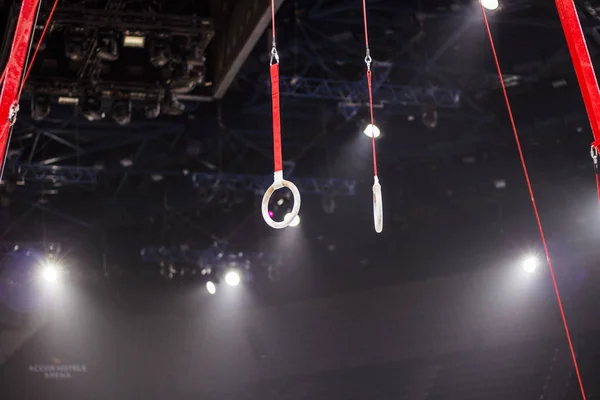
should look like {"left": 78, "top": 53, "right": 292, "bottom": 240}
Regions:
{"left": 1, "top": 0, "right": 600, "bottom": 397}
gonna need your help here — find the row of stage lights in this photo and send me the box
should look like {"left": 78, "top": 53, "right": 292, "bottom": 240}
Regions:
{"left": 37, "top": 254, "right": 542, "bottom": 288}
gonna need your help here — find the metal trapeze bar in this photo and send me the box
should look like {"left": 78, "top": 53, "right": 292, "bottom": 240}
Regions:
{"left": 141, "top": 246, "right": 281, "bottom": 267}
{"left": 0, "top": 0, "right": 41, "bottom": 179}
{"left": 11, "top": 164, "right": 358, "bottom": 196}
{"left": 276, "top": 75, "right": 462, "bottom": 109}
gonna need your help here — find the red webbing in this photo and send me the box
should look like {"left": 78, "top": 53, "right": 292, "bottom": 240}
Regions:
{"left": 0, "top": 0, "right": 40, "bottom": 176}
{"left": 554, "top": 0, "right": 600, "bottom": 200}
{"left": 362, "top": 0, "right": 379, "bottom": 177}
{"left": 270, "top": 63, "right": 283, "bottom": 173}
{"left": 480, "top": 5, "right": 587, "bottom": 400}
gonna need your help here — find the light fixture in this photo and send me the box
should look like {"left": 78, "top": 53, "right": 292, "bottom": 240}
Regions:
{"left": 111, "top": 99, "right": 132, "bottom": 125}
{"left": 206, "top": 281, "right": 216, "bottom": 295}
{"left": 144, "top": 101, "right": 161, "bottom": 119}
{"left": 522, "top": 256, "right": 539, "bottom": 273}
{"left": 149, "top": 38, "right": 172, "bottom": 67}
{"left": 480, "top": 0, "right": 499, "bottom": 11}
{"left": 363, "top": 124, "right": 381, "bottom": 138}
{"left": 96, "top": 36, "right": 119, "bottom": 62}
{"left": 31, "top": 94, "right": 51, "bottom": 121}
{"left": 224, "top": 271, "right": 241, "bottom": 287}
{"left": 284, "top": 213, "right": 300, "bottom": 227}
{"left": 123, "top": 34, "right": 145, "bottom": 48}
{"left": 80, "top": 94, "right": 104, "bottom": 121}
{"left": 40, "top": 262, "right": 60, "bottom": 283}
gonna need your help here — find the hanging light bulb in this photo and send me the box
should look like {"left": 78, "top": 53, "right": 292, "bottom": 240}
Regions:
{"left": 480, "top": 0, "right": 499, "bottom": 11}
{"left": 363, "top": 124, "right": 381, "bottom": 139}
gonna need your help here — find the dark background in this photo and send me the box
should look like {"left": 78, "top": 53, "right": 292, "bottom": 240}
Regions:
{"left": 0, "top": 0, "right": 600, "bottom": 399}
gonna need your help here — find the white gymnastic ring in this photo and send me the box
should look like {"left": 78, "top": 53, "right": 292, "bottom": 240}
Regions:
{"left": 261, "top": 171, "right": 302, "bottom": 229}
{"left": 373, "top": 176, "right": 383, "bottom": 233}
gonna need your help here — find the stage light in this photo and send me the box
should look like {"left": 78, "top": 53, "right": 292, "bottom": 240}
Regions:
{"left": 363, "top": 124, "right": 381, "bottom": 139}
{"left": 80, "top": 94, "right": 104, "bottom": 121}
{"left": 481, "top": 0, "right": 499, "bottom": 10}
{"left": 96, "top": 36, "right": 119, "bottom": 61}
{"left": 40, "top": 263, "right": 59, "bottom": 283}
{"left": 206, "top": 281, "right": 216, "bottom": 295}
{"left": 112, "top": 100, "right": 132, "bottom": 125}
{"left": 522, "top": 256, "right": 539, "bottom": 273}
{"left": 284, "top": 213, "right": 300, "bottom": 227}
{"left": 224, "top": 271, "right": 241, "bottom": 287}
{"left": 31, "top": 94, "right": 51, "bottom": 121}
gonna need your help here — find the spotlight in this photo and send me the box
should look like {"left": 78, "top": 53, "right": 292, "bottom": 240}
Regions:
{"left": 40, "top": 262, "right": 59, "bottom": 283}
{"left": 144, "top": 101, "right": 160, "bottom": 119}
{"left": 421, "top": 102, "right": 438, "bottom": 129}
{"left": 284, "top": 213, "right": 300, "bottom": 227}
{"left": 206, "top": 281, "right": 217, "bottom": 295}
{"left": 31, "top": 94, "right": 51, "bottom": 121}
{"left": 363, "top": 124, "right": 381, "bottom": 138}
{"left": 161, "top": 93, "right": 185, "bottom": 116}
{"left": 96, "top": 36, "right": 119, "bottom": 62}
{"left": 149, "top": 39, "right": 172, "bottom": 68}
{"left": 522, "top": 256, "right": 539, "bottom": 273}
{"left": 480, "top": 0, "right": 499, "bottom": 10}
{"left": 224, "top": 271, "right": 241, "bottom": 287}
{"left": 80, "top": 94, "right": 104, "bottom": 121}
{"left": 64, "top": 33, "right": 87, "bottom": 61}
{"left": 112, "top": 100, "right": 132, "bottom": 125}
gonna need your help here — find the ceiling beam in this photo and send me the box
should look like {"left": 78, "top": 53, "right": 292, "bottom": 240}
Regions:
{"left": 212, "top": 0, "right": 286, "bottom": 99}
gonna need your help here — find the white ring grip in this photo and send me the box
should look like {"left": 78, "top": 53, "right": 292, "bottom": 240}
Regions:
{"left": 372, "top": 176, "right": 383, "bottom": 233}
{"left": 261, "top": 172, "right": 302, "bottom": 229}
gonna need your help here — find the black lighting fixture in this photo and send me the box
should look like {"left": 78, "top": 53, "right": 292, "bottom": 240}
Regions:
{"left": 31, "top": 94, "right": 51, "bottom": 121}
{"left": 64, "top": 29, "right": 87, "bottom": 61}
{"left": 96, "top": 35, "right": 119, "bottom": 62}
{"left": 161, "top": 93, "right": 185, "bottom": 116}
{"left": 421, "top": 98, "right": 438, "bottom": 129}
{"left": 111, "top": 99, "right": 132, "bottom": 125}
{"left": 144, "top": 100, "right": 160, "bottom": 119}
{"left": 149, "top": 38, "right": 172, "bottom": 68}
{"left": 80, "top": 94, "right": 104, "bottom": 121}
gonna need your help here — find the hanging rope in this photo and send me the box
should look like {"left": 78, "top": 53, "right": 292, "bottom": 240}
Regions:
{"left": 261, "top": 0, "right": 301, "bottom": 229}
{"left": 361, "top": 0, "right": 383, "bottom": 233}
{"left": 552, "top": 0, "right": 600, "bottom": 203}
{"left": 479, "top": 4, "right": 586, "bottom": 400}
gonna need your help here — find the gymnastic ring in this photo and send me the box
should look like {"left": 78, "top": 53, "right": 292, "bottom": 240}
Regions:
{"left": 261, "top": 171, "right": 302, "bottom": 229}
{"left": 373, "top": 176, "right": 383, "bottom": 233}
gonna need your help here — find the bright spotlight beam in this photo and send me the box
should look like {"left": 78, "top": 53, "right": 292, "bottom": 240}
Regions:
{"left": 40, "top": 263, "right": 59, "bottom": 283}
{"left": 522, "top": 256, "right": 539, "bottom": 273}
{"left": 225, "top": 271, "right": 241, "bottom": 287}
{"left": 481, "top": 0, "right": 499, "bottom": 10}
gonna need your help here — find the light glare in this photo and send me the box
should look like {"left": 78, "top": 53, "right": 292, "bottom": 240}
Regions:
{"left": 206, "top": 281, "right": 216, "bottom": 295}
{"left": 285, "top": 213, "right": 300, "bottom": 227}
{"left": 225, "top": 271, "right": 241, "bottom": 287}
{"left": 363, "top": 124, "right": 381, "bottom": 139}
{"left": 522, "top": 256, "right": 539, "bottom": 273}
{"left": 480, "top": 0, "right": 499, "bottom": 10}
{"left": 40, "top": 264, "right": 59, "bottom": 283}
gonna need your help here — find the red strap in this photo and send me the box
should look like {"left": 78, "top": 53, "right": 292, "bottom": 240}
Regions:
{"left": 366, "top": 70, "right": 378, "bottom": 177}
{"left": 0, "top": 0, "right": 40, "bottom": 176}
{"left": 270, "top": 63, "right": 283, "bottom": 173}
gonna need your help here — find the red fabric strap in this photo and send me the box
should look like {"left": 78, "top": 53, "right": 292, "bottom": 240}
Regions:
{"left": 555, "top": 0, "right": 600, "bottom": 143}
{"left": 270, "top": 63, "right": 283, "bottom": 173}
{"left": 0, "top": 0, "right": 40, "bottom": 176}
